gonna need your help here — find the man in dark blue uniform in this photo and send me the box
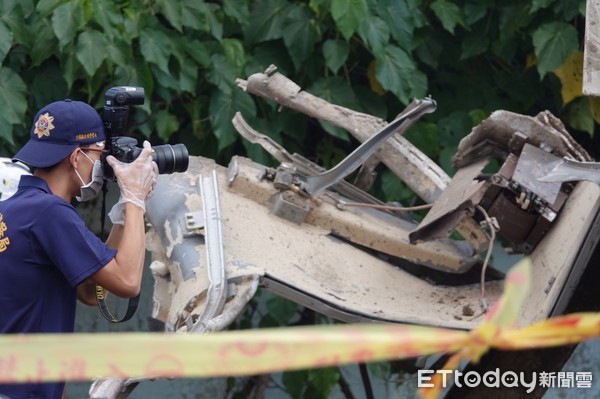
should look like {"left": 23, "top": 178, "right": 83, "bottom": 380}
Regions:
{"left": 0, "top": 99, "right": 158, "bottom": 399}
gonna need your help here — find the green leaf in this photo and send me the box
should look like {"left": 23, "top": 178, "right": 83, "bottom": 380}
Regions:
{"left": 242, "top": 139, "right": 274, "bottom": 166}
{"left": 0, "top": 121, "right": 14, "bottom": 145}
{"left": 330, "top": 0, "right": 368, "bottom": 40}
{"left": 223, "top": 0, "right": 250, "bottom": 25}
{"left": 60, "top": 45, "right": 80, "bottom": 90}
{"left": 552, "top": 0, "right": 583, "bottom": 20}
{"left": 105, "top": 39, "right": 133, "bottom": 69}
{"left": 461, "top": 31, "right": 489, "bottom": 60}
{"left": 439, "top": 145, "right": 457, "bottom": 175}
{"left": 308, "top": 0, "right": 329, "bottom": 16}
{"left": 380, "top": 170, "right": 414, "bottom": 203}
{"left": 156, "top": 0, "right": 182, "bottom": 32}
{"left": 206, "top": 54, "right": 237, "bottom": 95}
{"left": 530, "top": 0, "right": 553, "bottom": 13}
{"left": 565, "top": 97, "right": 594, "bottom": 135}
{"left": 114, "top": 58, "right": 154, "bottom": 97}
{"left": 532, "top": 21, "right": 578, "bottom": 78}
{"left": 322, "top": 39, "right": 349, "bottom": 74}
{"left": 0, "top": 0, "right": 19, "bottom": 14}
{"left": 75, "top": 30, "right": 108, "bottom": 76}
{"left": 468, "top": 109, "right": 489, "bottom": 126}
{"left": 244, "top": 0, "right": 291, "bottom": 45}
{"left": 430, "top": 0, "right": 464, "bottom": 34}
{"left": 404, "top": 121, "right": 440, "bottom": 159}
{"left": 415, "top": 33, "right": 444, "bottom": 69}
{"left": 308, "top": 77, "right": 361, "bottom": 141}
{"left": 464, "top": 3, "right": 487, "bottom": 25}
{"left": 308, "top": 76, "right": 359, "bottom": 110}
{"left": 120, "top": 5, "right": 144, "bottom": 42}
{"left": 308, "top": 367, "right": 340, "bottom": 398}
{"left": 151, "top": 64, "right": 179, "bottom": 91}
{"left": 90, "top": 0, "right": 123, "bottom": 40}
{"left": 375, "top": 0, "right": 413, "bottom": 50}
{"left": 30, "top": 20, "right": 56, "bottom": 66}
{"left": 245, "top": 41, "right": 295, "bottom": 77}
{"left": 498, "top": 5, "right": 532, "bottom": 42}
{"left": 140, "top": 28, "right": 172, "bottom": 73}
{"left": 0, "top": 20, "right": 13, "bottom": 64}
{"left": 283, "top": 5, "right": 318, "bottom": 69}
{"left": 154, "top": 110, "right": 180, "bottom": 141}
{"left": 31, "top": 62, "right": 67, "bottom": 108}
{"left": 182, "top": 39, "right": 211, "bottom": 67}
{"left": 181, "top": 2, "right": 222, "bottom": 40}
{"left": 438, "top": 111, "right": 472, "bottom": 148}
{"left": 221, "top": 38, "right": 246, "bottom": 73}
{"left": 51, "top": 1, "right": 86, "bottom": 49}
{"left": 266, "top": 296, "right": 298, "bottom": 325}
{"left": 209, "top": 88, "right": 256, "bottom": 152}
{"left": 319, "top": 120, "right": 350, "bottom": 142}
{"left": 2, "top": 4, "right": 32, "bottom": 48}
{"left": 36, "top": 0, "right": 68, "bottom": 17}
{"left": 375, "top": 45, "right": 427, "bottom": 104}
{"left": 177, "top": 60, "right": 198, "bottom": 93}
{"left": 354, "top": 86, "right": 387, "bottom": 118}
{"left": 177, "top": 0, "right": 202, "bottom": 31}
{"left": 0, "top": 67, "right": 26, "bottom": 126}
{"left": 282, "top": 370, "right": 307, "bottom": 398}
{"left": 165, "top": 36, "right": 187, "bottom": 67}
{"left": 358, "top": 16, "right": 390, "bottom": 53}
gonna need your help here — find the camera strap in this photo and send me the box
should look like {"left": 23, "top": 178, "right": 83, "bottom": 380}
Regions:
{"left": 95, "top": 284, "right": 140, "bottom": 323}
{"left": 94, "top": 182, "right": 140, "bottom": 323}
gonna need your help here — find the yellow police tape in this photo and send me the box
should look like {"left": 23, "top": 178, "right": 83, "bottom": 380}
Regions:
{"left": 0, "top": 258, "right": 598, "bottom": 399}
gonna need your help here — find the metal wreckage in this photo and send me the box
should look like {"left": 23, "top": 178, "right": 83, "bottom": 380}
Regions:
{"left": 87, "top": 66, "right": 600, "bottom": 398}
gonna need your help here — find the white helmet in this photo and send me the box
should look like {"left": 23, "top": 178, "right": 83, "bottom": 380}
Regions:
{"left": 0, "top": 157, "right": 31, "bottom": 201}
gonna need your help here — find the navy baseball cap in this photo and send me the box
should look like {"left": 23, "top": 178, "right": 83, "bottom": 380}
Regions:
{"left": 12, "top": 99, "right": 106, "bottom": 168}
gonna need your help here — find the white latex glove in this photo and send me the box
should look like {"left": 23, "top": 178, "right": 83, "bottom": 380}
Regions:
{"left": 107, "top": 141, "right": 158, "bottom": 222}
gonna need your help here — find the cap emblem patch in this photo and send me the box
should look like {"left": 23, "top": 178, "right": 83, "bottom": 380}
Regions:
{"left": 34, "top": 112, "right": 55, "bottom": 139}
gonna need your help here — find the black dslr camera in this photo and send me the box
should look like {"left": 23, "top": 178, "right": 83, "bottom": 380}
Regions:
{"left": 102, "top": 86, "right": 189, "bottom": 180}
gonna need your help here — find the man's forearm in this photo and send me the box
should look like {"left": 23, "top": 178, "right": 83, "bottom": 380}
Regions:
{"left": 113, "top": 203, "right": 146, "bottom": 292}
{"left": 106, "top": 223, "right": 124, "bottom": 249}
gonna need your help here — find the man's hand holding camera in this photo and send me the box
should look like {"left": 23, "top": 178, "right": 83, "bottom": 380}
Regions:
{"left": 107, "top": 140, "right": 159, "bottom": 224}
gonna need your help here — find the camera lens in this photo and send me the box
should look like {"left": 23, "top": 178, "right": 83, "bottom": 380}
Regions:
{"left": 151, "top": 144, "right": 189, "bottom": 174}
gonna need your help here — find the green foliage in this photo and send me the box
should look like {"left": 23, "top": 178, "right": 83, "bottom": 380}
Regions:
{"left": 0, "top": 0, "right": 589, "bottom": 176}
{"left": 532, "top": 21, "right": 579, "bottom": 78}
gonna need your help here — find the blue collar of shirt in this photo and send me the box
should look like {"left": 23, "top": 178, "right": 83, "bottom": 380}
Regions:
{"left": 18, "top": 175, "right": 52, "bottom": 194}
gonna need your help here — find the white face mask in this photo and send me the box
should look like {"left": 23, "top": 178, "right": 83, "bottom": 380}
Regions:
{"left": 75, "top": 150, "right": 104, "bottom": 202}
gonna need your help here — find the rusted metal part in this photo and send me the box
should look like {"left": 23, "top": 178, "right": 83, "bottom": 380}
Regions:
{"left": 414, "top": 140, "right": 575, "bottom": 254}
{"left": 228, "top": 155, "right": 479, "bottom": 273}
{"left": 512, "top": 144, "right": 564, "bottom": 205}
{"left": 231, "top": 95, "right": 489, "bottom": 253}
{"left": 409, "top": 159, "right": 489, "bottom": 244}
{"left": 452, "top": 110, "right": 591, "bottom": 169}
